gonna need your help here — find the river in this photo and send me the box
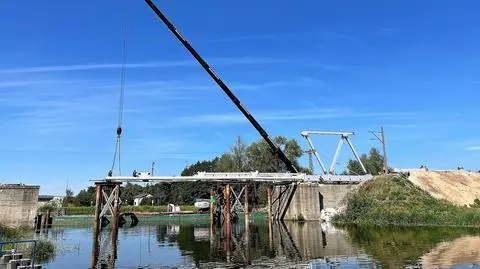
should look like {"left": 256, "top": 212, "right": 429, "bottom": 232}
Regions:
{"left": 36, "top": 220, "right": 480, "bottom": 268}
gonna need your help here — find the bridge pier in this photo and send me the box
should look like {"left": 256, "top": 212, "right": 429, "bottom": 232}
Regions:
{"left": 90, "top": 182, "right": 121, "bottom": 269}
{"left": 272, "top": 182, "right": 357, "bottom": 221}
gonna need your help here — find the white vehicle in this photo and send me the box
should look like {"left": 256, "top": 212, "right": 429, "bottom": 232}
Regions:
{"left": 194, "top": 199, "right": 210, "bottom": 213}
{"left": 133, "top": 170, "right": 151, "bottom": 178}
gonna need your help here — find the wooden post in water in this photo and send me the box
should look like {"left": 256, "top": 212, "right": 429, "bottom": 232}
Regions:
{"left": 224, "top": 185, "right": 231, "bottom": 226}
{"left": 224, "top": 185, "right": 231, "bottom": 263}
{"left": 41, "top": 211, "right": 48, "bottom": 230}
{"left": 244, "top": 183, "right": 251, "bottom": 264}
{"left": 209, "top": 190, "right": 214, "bottom": 228}
{"left": 46, "top": 210, "right": 51, "bottom": 228}
{"left": 244, "top": 184, "right": 250, "bottom": 239}
{"left": 267, "top": 185, "right": 273, "bottom": 251}
{"left": 110, "top": 185, "right": 120, "bottom": 264}
{"left": 267, "top": 186, "right": 273, "bottom": 223}
{"left": 90, "top": 184, "right": 103, "bottom": 269}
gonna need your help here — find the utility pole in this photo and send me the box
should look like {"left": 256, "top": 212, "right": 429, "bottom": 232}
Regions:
{"left": 304, "top": 150, "right": 314, "bottom": 174}
{"left": 151, "top": 161, "right": 155, "bottom": 176}
{"left": 370, "top": 127, "right": 388, "bottom": 174}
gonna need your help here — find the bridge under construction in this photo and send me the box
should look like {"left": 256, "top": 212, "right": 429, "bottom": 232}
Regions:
{"left": 90, "top": 0, "right": 376, "bottom": 267}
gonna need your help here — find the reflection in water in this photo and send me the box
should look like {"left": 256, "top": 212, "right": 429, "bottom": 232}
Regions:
{"left": 422, "top": 236, "right": 480, "bottom": 268}
{"left": 345, "top": 225, "right": 480, "bottom": 268}
{"left": 37, "top": 220, "right": 480, "bottom": 268}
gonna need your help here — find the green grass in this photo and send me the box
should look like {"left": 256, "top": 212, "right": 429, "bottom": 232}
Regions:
{"left": 0, "top": 225, "right": 56, "bottom": 263}
{"left": 0, "top": 225, "right": 32, "bottom": 241}
{"left": 53, "top": 212, "right": 268, "bottom": 225}
{"left": 333, "top": 175, "right": 480, "bottom": 226}
{"left": 62, "top": 205, "right": 198, "bottom": 215}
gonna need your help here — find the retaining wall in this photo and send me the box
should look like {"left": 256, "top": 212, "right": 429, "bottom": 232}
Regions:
{"left": 283, "top": 183, "right": 357, "bottom": 221}
{"left": 0, "top": 184, "right": 40, "bottom": 228}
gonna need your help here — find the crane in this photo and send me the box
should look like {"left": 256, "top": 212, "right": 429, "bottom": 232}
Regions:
{"left": 144, "top": 0, "right": 298, "bottom": 173}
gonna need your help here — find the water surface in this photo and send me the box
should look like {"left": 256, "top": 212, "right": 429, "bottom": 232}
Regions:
{"left": 36, "top": 220, "right": 480, "bottom": 268}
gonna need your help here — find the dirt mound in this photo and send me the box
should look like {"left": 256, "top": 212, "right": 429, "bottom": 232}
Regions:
{"left": 408, "top": 170, "right": 480, "bottom": 206}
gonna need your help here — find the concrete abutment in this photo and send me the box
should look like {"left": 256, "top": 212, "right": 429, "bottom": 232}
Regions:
{"left": 275, "top": 182, "right": 357, "bottom": 221}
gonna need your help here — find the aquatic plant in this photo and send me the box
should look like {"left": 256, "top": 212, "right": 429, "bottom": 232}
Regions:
{"left": 33, "top": 240, "right": 56, "bottom": 264}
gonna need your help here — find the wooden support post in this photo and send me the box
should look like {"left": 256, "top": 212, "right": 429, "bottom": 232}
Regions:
{"left": 267, "top": 186, "right": 273, "bottom": 223}
{"left": 41, "top": 211, "right": 47, "bottom": 230}
{"left": 267, "top": 185, "right": 273, "bottom": 251}
{"left": 46, "top": 210, "right": 51, "bottom": 228}
{"left": 245, "top": 183, "right": 251, "bottom": 264}
{"left": 224, "top": 185, "right": 231, "bottom": 226}
{"left": 90, "top": 184, "right": 103, "bottom": 269}
{"left": 110, "top": 185, "right": 120, "bottom": 263}
{"left": 244, "top": 184, "right": 250, "bottom": 240}
{"left": 209, "top": 190, "right": 214, "bottom": 228}
{"left": 224, "top": 184, "right": 231, "bottom": 263}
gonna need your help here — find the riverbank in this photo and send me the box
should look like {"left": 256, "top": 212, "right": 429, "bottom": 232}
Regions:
{"left": 333, "top": 175, "right": 480, "bottom": 226}
{"left": 53, "top": 212, "right": 269, "bottom": 226}
{"left": 52, "top": 205, "right": 267, "bottom": 216}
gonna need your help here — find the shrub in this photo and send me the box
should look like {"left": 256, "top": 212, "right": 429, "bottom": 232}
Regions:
{"left": 34, "top": 240, "right": 56, "bottom": 263}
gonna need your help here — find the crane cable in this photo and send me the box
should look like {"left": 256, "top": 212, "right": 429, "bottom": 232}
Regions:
{"left": 110, "top": 2, "right": 129, "bottom": 176}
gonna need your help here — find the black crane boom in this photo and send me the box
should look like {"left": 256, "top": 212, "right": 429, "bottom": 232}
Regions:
{"left": 144, "top": 0, "right": 298, "bottom": 173}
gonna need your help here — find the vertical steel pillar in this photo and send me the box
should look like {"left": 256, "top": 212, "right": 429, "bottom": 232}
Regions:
{"left": 90, "top": 184, "right": 103, "bottom": 269}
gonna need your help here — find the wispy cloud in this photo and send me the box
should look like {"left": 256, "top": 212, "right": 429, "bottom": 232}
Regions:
{"left": 177, "top": 107, "right": 415, "bottom": 125}
{"left": 466, "top": 146, "right": 480, "bottom": 151}
{"left": 94, "top": 77, "right": 325, "bottom": 93}
{"left": 0, "top": 79, "right": 81, "bottom": 88}
{"left": 210, "top": 31, "right": 356, "bottom": 43}
{"left": 0, "top": 57, "right": 295, "bottom": 74}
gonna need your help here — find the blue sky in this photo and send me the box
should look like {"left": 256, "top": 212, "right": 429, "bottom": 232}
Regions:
{"left": 1, "top": 0, "right": 479, "bottom": 195}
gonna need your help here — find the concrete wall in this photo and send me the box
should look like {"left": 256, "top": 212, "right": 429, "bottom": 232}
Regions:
{"left": 318, "top": 184, "right": 357, "bottom": 209}
{"left": 283, "top": 183, "right": 357, "bottom": 221}
{"left": 0, "top": 184, "right": 40, "bottom": 228}
{"left": 283, "top": 183, "right": 321, "bottom": 221}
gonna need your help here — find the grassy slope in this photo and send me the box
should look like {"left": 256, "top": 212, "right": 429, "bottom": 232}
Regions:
{"left": 333, "top": 175, "right": 480, "bottom": 226}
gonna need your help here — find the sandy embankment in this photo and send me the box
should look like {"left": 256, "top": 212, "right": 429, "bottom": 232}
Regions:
{"left": 408, "top": 170, "right": 480, "bottom": 206}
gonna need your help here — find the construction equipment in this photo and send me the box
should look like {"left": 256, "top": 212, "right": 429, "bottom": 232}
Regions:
{"left": 144, "top": 0, "right": 298, "bottom": 173}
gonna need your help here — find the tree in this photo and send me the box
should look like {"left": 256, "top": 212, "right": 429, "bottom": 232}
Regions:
{"left": 121, "top": 183, "right": 144, "bottom": 206}
{"left": 347, "top": 148, "right": 385, "bottom": 175}
{"left": 231, "top": 136, "right": 250, "bottom": 172}
{"left": 246, "top": 136, "right": 303, "bottom": 172}
{"left": 75, "top": 189, "right": 95, "bottom": 206}
{"left": 63, "top": 188, "right": 75, "bottom": 207}
{"left": 181, "top": 158, "right": 219, "bottom": 176}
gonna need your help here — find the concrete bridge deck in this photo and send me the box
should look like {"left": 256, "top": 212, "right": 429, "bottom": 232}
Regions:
{"left": 93, "top": 172, "right": 372, "bottom": 184}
